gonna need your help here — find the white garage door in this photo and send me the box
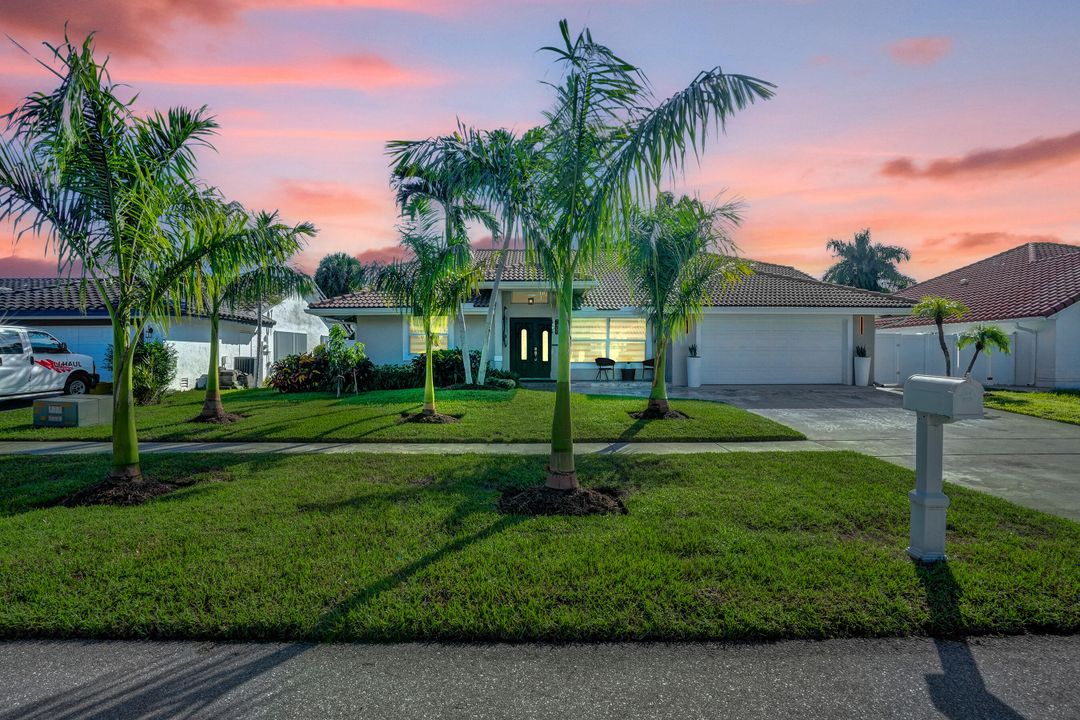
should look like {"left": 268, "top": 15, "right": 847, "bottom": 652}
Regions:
{"left": 698, "top": 315, "right": 845, "bottom": 384}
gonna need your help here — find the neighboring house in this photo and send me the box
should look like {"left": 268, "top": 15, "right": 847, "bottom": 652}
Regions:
{"left": 307, "top": 250, "right": 914, "bottom": 386}
{"left": 0, "top": 277, "right": 331, "bottom": 389}
{"left": 876, "top": 242, "right": 1080, "bottom": 388}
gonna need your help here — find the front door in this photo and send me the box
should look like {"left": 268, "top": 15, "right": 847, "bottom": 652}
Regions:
{"left": 510, "top": 318, "right": 552, "bottom": 378}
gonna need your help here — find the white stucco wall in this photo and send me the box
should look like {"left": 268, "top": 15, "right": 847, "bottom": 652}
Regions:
{"left": 1053, "top": 302, "right": 1080, "bottom": 388}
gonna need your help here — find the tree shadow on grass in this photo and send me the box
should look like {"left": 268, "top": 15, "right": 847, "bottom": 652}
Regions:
{"left": 916, "top": 561, "right": 1025, "bottom": 720}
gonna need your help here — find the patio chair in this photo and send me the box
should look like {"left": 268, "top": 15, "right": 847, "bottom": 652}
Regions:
{"left": 641, "top": 357, "right": 655, "bottom": 381}
{"left": 594, "top": 357, "right": 615, "bottom": 380}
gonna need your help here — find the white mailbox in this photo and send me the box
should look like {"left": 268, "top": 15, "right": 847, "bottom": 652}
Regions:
{"left": 903, "top": 375, "right": 984, "bottom": 421}
{"left": 902, "top": 374, "right": 985, "bottom": 563}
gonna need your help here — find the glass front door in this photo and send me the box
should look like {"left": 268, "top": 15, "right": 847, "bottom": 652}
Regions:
{"left": 509, "top": 318, "right": 552, "bottom": 378}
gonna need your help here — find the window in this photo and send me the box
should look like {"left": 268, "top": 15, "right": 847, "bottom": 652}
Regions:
{"left": 408, "top": 316, "right": 448, "bottom": 354}
{"left": 27, "top": 330, "right": 64, "bottom": 354}
{"left": 570, "top": 317, "right": 646, "bottom": 362}
{"left": 274, "top": 331, "right": 308, "bottom": 361}
{"left": 0, "top": 329, "right": 24, "bottom": 355}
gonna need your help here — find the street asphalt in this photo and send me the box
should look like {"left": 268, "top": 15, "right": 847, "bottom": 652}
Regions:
{"left": 1, "top": 636, "right": 1077, "bottom": 719}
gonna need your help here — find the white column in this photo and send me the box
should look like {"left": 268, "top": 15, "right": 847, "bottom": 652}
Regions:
{"left": 908, "top": 412, "right": 950, "bottom": 562}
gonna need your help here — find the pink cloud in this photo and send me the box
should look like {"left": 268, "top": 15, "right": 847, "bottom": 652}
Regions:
{"left": 921, "top": 231, "right": 1065, "bottom": 253}
{"left": 273, "top": 180, "right": 382, "bottom": 217}
{"left": 0, "top": 0, "right": 235, "bottom": 58}
{"left": 886, "top": 36, "right": 953, "bottom": 66}
{"left": 881, "top": 129, "right": 1080, "bottom": 180}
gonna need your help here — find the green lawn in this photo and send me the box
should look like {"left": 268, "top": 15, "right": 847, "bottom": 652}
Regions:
{"left": 0, "top": 387, "right": 802, "bottom": 443}
{"left": 985, "top": 389, "right": 1080, "bottom": 426}
{"left": 1, "top": 451, "right": 1076, "bottom": 641}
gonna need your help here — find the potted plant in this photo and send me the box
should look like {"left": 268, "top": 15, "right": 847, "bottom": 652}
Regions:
{"left": 854, "top": 345, "right": 871, "bottom": 387}
{"left": 686, "top": 344, "right": 702, "bottom": 388}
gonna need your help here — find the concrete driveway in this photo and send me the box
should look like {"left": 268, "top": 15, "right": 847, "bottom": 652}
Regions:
{"left": 571, "top": 382, "right": 1080, "bottom": 521}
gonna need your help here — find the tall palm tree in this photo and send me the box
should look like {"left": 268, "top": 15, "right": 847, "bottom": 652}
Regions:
{"left": 369, "top": 203, "right": 481, "bottom": 417}
{"left": 0, "top": 33, "right": 266, "bottom": 486}
{"left": 912, "top": 295, "right": 969, "bottom": 377}
{"left": 507, "top": 20, "right": 772, "bottom": 490}
{"left": 622, "top": 193, "right": 749, "bottom": 416}
{"left": 195, "top": 207, "right": 316, "bottom": 422}
{"left": 823, "top": 229, "right": 914, "bottom": 292}
{"left": 314, "top": 251, "right": 363, "bottom": 298}
{"left": 389, "top": 126, "right": 543, "bottom": 386}
{"left": 389, "top": 160, "right": 498, "bottom": 385}
{"left": 957, "top": 324, "right": 1011, "bottom": 377}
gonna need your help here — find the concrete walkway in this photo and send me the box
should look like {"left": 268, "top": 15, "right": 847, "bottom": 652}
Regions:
{"left": 1, "top": 636, "right": 1076, "bottom": 719}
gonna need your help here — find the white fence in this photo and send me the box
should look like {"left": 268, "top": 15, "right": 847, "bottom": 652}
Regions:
{"left": 874, "top": 331, "right": 1033, "bottom": 387}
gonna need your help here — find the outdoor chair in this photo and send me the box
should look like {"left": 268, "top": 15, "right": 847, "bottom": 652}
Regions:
{"left": 594, "top": 357, "right": 615, "bottom": 380}
{"left": 641, "top": 357, "right": 655, "bottom": 380}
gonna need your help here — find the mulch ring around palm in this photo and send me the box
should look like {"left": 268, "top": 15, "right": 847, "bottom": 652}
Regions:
{"left": 498, "top": 484, "right": 628, "bottom": 516}
{"left": 189, "top": 412, "right": 246, "bottom": 424}
{"left": 56, "top": 470, "right": 232, "bottom": 507}
{"left": 397, "top": 412, "right": 462, "bottom": 424}
{"left": 628, "top": 408, "right": 690, "bottom": 420}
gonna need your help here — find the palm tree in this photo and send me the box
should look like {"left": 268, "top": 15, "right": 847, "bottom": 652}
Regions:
{"left": 388, "top": 158, "right": 498, "bottom": 385}
{"left": 0, "top": 33, "right": 266, "bottom": 486}
{"left": 509, "top": 20, "right": 772, "bottom": 490}
{"left": 912, "top": 295, "right": 969, "bottom": 376}
{"left": 369, "top": 203, "right": 481, "bottom": 418}
{"left": 314, "top": 252, "right": 363, "bottom": 299}
{"left": 957, "top": 324, "right": 1011, "bottom": 377}
{"left": 195, "top": 207, "right": 316, "bottom": 422}
{"left": 622, "top": 193, "right": 749, "bottom": 416}
{"left": 823, "top": 229, "right": 914, "bottom": 292}
{"left": 389, "top": 126, "right": 543, "bottom": 386}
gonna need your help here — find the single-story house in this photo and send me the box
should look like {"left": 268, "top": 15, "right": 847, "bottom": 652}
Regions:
{"left": 875, "top": 242, "right": 1080, "bottom": 388}
{"left": 307, "top": 249, "right": 914, "bottom": 385}
{"left": 0, "top": 277, "right": 332, "bottom": 389}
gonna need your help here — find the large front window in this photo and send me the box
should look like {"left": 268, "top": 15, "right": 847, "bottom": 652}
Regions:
{"left": 408, "top": 316, "right": 448, "bottom": 354}
{"left": 570, "top": 317, "right": 646, "bottom": 362}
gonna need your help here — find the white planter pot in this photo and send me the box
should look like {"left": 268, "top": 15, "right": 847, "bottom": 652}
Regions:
{"left": 686, "top": 356, "right": 702, "bottom": 388}
{"left": 854, "top": 356, "right": 871, "bottom": 387}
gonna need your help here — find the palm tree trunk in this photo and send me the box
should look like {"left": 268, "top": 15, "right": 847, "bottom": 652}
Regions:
{"left": 199, "top": 311, "right": 224, "bottom": 419}
{"left": 109, "top": 322, "right": 141, "bottom": 481}
{"left": 547, "top": 273, "right": 577, "bottom": 490}
{"left": 477, "top": 214, "right": 513, "bottom": 386}
{"left": 255, "top": 298, "right": 264, "bottom": 386}
{"left": 423, "top": 321, "right": 436, "bottom": 416}
{"left": 964, "top": 343, "right": 982, "bottom": 376}
{"left": 936, "top": 317, "right": 952, "bottom": 376}
{"left": 459, "top": 305, "right": 473, "bottom": 385}
{"left": 646, "top": 341, "right": 669, "bottom": 415}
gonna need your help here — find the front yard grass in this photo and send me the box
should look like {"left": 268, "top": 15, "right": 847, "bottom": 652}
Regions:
{"left": 984, "top": 389, "right": 1080, "bottom": 426}
{"left": 1, "top": 451, "right": 1076, "bottom": 641}
{"left": 0, "top": 387, "right": 802, "bottom": 443}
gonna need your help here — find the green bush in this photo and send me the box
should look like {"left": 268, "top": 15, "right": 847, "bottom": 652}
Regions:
{"left": 409, "top": 348, "right": 482, "bottom": 387}
{"left": 486, "top": 368, "right": 521, "bottom": 387}
{"left": 370, "top": 364, "right": 417, "bottom": 391}
{"left": 104, "top": 339, "right": 177, "bottom": 405}
{"left": 484, "top": 378, "right": 517, "bottom": 390}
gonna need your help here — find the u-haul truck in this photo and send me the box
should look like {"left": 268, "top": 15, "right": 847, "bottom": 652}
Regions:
{"left": 0, "top": 325, "right": 100, "bottom": 399}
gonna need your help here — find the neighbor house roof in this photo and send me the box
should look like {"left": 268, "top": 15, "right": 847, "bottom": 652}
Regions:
{"left": 0, "top": 277, "right": 274, "bottom": 326}
{"left": 309, "top": 249, "right": 914, "bottom": 313}
{"left": 876, "top": 242, "right": 1080, "bottom": 329}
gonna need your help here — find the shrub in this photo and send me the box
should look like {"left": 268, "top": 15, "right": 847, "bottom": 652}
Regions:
{"left": 485, "top": 378, "right": 517, "bottom": 390}
{"left": 267, "top": 350, "right": 329, "bottom": 393}
{"left": 409, "top": 348, "right": 482, "bottom": 387}
{"left": 486, "top": 368, "right": 521, "bottom": 387}
{"left": 104, "top": 339, "right": 177, "bottom": 405}
{"left": 370, "top": 363, "right": 417, "bottom": 391}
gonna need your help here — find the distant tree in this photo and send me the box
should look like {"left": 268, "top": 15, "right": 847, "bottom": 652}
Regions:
{"left": 314, "top": 252, "right": 363, "bottom": 298}
{"left": 957, "top": 324, "right": 1011, "bottom": 377}
{"left": 823, "top": 229, "right": 914, "bottom": 292}
{"left": 912, "top": 295, "right": 969, "bottom": 376}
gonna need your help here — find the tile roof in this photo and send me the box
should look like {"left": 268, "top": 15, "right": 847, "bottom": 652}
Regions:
{"left": 0, "top": 278, "right": 274, "bottom": 326}
{"left": 876, "top": 242, "right": 1080, "bottom": 329}
{"left": 310, "top": 249, "right": 913, "bottom": 312}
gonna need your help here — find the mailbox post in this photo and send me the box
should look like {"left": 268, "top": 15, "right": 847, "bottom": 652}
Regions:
{"left": 902, "top": 375, "right": 984, "bottom": 562}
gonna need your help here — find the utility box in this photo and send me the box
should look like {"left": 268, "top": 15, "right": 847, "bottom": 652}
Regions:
{"left": 33, "top": 395, "right": 113, "bottom": 428}
{"left": 903, "top": 375, "right": 984, "bottom": 421}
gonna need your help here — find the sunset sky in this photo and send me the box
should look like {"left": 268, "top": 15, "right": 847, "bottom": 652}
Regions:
{"left": 1, "top": 0, "right": 1078, "bottom": 282}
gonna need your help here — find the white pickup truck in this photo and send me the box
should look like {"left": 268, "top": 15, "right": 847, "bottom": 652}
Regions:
{"left": 0, "top": 325, "right": 100, "bottom": 399}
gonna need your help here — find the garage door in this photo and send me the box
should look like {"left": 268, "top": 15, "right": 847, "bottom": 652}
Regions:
{"left": 697, "top": 315, "right": 845, "bottom": 384}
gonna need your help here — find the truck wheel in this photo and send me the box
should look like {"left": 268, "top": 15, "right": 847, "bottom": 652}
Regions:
{"left": 65, "top": 374, "right": 90, "bottom": 395}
